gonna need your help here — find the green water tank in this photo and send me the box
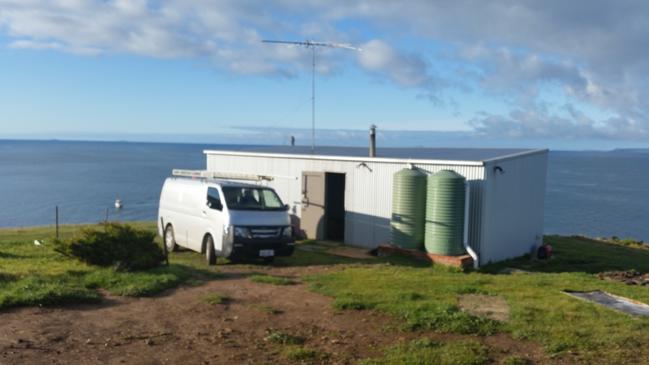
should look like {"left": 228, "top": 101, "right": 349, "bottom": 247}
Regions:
{"left": 425, "top": 170, "right": 466, "bottom": 256}
{"left": 391, "top": 168, "right": 427, "bottom": 249}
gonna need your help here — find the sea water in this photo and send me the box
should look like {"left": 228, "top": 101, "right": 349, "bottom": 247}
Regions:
{"left": 1, "top": 140, "right": 647, "bottom": 241}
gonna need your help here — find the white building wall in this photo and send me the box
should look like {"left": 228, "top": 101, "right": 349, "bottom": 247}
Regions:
{"left": 480, "top": 151, "right": 548, "bottom": 264}
{"left": 206, "top": 151, "right": 486, "bottom": 252}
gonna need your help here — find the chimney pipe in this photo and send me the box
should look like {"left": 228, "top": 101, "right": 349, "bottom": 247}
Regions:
{"left": 369, "top": 124, "right": 376, "bottom": 157}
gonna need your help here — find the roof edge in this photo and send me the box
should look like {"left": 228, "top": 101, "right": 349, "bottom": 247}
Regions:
{"left": 203, "top": 149, "right": 486, "bottom": 167}
{"left": 481, "top": 148, "right": 549, "bottom": 164}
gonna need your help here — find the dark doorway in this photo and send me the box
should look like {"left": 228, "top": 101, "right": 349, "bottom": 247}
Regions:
{"left": 324, "top": 173, "right": 346, "bottom": 241}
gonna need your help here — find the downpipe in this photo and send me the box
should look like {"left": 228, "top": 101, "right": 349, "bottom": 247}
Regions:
{"left": 464, "top": 182, "right": 479, "bottom": 269}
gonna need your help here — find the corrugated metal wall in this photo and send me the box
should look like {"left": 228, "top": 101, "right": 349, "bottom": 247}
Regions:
{"left": 206, "top": 153, "right": 486, "bottom": 253}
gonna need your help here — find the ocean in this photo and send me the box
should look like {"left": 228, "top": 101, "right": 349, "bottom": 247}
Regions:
{"left": 1, "top": 140, "right": 647, "bottom": 241}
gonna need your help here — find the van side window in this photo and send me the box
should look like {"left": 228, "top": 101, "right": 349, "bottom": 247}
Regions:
{"left": 207, "top": 187, "right": 222, "bottom": 210}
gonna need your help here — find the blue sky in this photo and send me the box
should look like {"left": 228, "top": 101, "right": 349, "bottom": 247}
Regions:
{"left": 1, "top": 1, "right": 649, "bottom": 150}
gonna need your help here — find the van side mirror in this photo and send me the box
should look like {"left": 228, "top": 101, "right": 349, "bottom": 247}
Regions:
{"left": 283, "top": 204, "right": 290, "bottom": 211}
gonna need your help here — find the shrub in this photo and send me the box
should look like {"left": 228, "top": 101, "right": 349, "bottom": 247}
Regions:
{"left": 53, "top": 223, "right": 164, "bottom": 271}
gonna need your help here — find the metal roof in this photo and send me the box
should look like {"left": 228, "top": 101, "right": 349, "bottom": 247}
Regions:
{"left": 203, "top": 146, "right": 547, "bottom": 165}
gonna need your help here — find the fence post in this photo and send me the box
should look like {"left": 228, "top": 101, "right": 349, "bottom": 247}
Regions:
{"left": 55, "top": 206, "right": 59, "bottom": 239}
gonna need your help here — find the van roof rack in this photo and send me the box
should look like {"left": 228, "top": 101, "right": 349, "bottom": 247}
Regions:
{"left": 172, "top": 169, "right": 274, "bottom": 182}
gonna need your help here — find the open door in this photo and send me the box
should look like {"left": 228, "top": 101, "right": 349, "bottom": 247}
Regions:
{"left": 301, "top": 171, "right": 325, "bottom": 239}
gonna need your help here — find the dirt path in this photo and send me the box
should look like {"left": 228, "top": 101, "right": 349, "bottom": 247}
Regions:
{"left": 0, "top": 265, "right": 550, "bottom": 365}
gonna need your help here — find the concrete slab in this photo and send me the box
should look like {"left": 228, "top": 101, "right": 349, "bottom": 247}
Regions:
{"left": 564, "top": 290, "right": 649, "bottom": 317}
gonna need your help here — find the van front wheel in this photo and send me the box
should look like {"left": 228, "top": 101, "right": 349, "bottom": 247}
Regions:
{"left": 164, "top": 225, "right": 177, "bottom": 252}
{"left": 205, "top": 235, "right": 217, "bottom": 266}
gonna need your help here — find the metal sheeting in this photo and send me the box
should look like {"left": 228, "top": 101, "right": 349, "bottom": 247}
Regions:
{"left": 480, "top": 152, "right": 548, "bottom": 264}
{"left": 206, "top": 152, "right": 486, "bottom": 256}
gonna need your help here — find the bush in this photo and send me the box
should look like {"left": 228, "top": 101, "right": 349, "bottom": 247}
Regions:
{"left": 53, "top": 223, "right": 165, "bottom": 271}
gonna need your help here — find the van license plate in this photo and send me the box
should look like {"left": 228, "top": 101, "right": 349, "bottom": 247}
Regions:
{"left": 259, "top": 249, "right": 275, "bottom": 257}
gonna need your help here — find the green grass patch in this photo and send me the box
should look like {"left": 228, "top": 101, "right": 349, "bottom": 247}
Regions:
{"left": 282, "top": 345, "right": 327, "bottom": 361}
{"left": 501, "top": 355, "right": 531, "bottom": 365}
{"left": 483, "top": 235, "right": 649, "bottom": 274}
{"left": 359, "top": 338, "right": 489, "bottom": 365}
{"left": 332, "top": 296, "right": 377, "bottom": 311}
{"left": 203, "top": 293, "right": 230, "bottom": 305}
{"left": 249, "top": 273, "right": 296, "bottom": 285}
{"left": 306, "top": 236, "right": 649, "bottom": 364}
{"left": 0, "top": 275, "right": 101, "bottom": 308}
{"left": 264, "top": 329, "right": 305, "bottom": 345}
{"left": 0, "top": 222, "right": 217, "bottom": 309}
{"left": 401, "top": 302, "right": 501, "bottom": 335}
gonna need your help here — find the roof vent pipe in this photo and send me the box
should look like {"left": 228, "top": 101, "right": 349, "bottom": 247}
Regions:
{"left": 369, "top": 124, "right": 377, "bottom": 157}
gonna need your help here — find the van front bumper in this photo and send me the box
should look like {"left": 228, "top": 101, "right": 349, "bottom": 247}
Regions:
{"left": 229, "top": 238, "right": 295, "bottom": 259}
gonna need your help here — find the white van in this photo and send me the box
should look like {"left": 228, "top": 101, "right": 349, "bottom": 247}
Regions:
{"left": 157, "top": 177, "right": 294, "bottom": 265}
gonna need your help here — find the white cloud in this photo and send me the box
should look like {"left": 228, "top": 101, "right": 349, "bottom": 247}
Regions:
{"left": 1, "top": 0, "right": 649, "bottom": 140}
{"left": 9, "top": 39, "right": 62, "bottom": 50}
{"left": 358, "top": 39, "right": 428, "bottom": 87}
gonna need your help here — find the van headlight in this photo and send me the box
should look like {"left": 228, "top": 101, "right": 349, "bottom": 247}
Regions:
{"left": 282, "top": 226, "right": 292, "bottom": 238}
{"left": 234, "top": 226, "right": 252, "bottom": 239}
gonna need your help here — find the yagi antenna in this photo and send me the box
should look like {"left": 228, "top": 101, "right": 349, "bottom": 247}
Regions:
{"left": 262, "top": 39, "right": 362, "bottom": 153}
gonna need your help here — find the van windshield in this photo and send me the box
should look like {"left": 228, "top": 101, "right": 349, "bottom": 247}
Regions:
{"left": 222, "top": 187, "right": 285, "bottom": 211}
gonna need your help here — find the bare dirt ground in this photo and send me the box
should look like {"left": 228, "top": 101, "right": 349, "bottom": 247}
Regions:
{"left": 598, "top": 270, "right": 649, "bottom": 286}
{"left": 0, "top": 264, "right": 552, "bottom": 365}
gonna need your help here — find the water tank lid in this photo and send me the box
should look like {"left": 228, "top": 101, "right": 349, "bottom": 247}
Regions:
{"left": 395, "top": 168, "right": 426, "bottom": 177}
{"left": 430, "top": 169, "right": 465, "bottom": 180}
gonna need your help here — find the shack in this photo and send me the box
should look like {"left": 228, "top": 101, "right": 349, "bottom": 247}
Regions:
{"left": 204, "top": 146, "right": 548, "bottom": 265}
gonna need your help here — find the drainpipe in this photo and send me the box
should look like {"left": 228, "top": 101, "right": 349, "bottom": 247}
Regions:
{"left": 369, "top": 124, "right": 376, "bottom": 157}
{"left": 463, "top": 182, "right": 479, "bottom": 268}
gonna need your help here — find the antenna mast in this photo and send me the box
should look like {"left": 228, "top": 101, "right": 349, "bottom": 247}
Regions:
{"left": 262, "top": 39, "right": 361, "bottom": 153}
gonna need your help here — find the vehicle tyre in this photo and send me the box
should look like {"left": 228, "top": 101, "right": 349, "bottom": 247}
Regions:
{"left": 164, "top": 225, "right": 177, "bottom": 252}
{"left": 205, "top": 235, "right": 217, "bottom": 266}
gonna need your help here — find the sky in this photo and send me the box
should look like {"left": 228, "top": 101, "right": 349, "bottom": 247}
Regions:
{"left": 1, "top": 1, "right": 649, "bottom": 150}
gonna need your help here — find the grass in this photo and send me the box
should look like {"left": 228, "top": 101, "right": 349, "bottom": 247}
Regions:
{"left": 264, "top": 329, "right": 326, "bottom": 362}
{"left": 203, "top": 293, "right": 230, "bottom": 305}
{"left": 332, "top": 296, "right": 377, "bottom": 311}
{"left": 282, "top": 345, "right": 327, "bottom": 361}
{"left": 249, "top": 273, "right": 296, "bottom": 285}
{"left": 5, "top": 224, "right": 649, "bottom": 364}
{"left": 306, "top": 235, "right": 649, "bottom": 364}
{"left": 0, "top": 222, "right": 217, "bottom": 309}
{"left": 359, "top": 338, "right": 489, "bottom": 365}
{"left": 483, "top": 235, "right": 649, "bottom": 274}
{"left": 501, "top": 355, "right": 531, "bottom": 365}
{"left": 264, "top": 329, "right": 305, "bottom": 345}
